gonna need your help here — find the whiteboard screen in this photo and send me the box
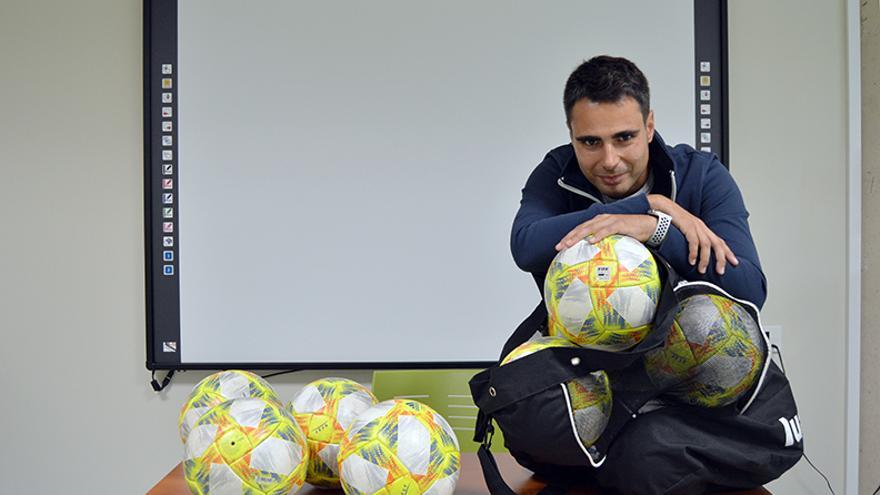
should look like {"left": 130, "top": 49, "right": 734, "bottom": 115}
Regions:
{"left": 146, "top": 0, "right": 713, "bottom": 369}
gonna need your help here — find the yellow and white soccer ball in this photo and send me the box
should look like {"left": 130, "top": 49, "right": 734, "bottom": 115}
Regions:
{"left": 338, "top": 399, "right": 460, "bottom": 495}
{"left": 183, "top": 397, "right": 309, "bottom": 495}
{"left": 286, "top": 377, "right": 378, "bottom": 487}
{"left": 501, "top": 336, "right": 612, "bottom": 447}
{"left": 179, "top": 370, "right": 281, "bottom": 444}
{"left": 545, "top": 234, "right": 661, "bottom": 351}
{"left": 644, "top": 294, "right": 766, "bottom": 407}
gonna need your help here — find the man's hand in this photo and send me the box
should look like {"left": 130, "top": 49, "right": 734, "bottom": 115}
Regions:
{"left": 555, "top": 214, "right": 656, "bottom": 251}
{"left": 647, "top": 194, "right": 738, "bottom": 275}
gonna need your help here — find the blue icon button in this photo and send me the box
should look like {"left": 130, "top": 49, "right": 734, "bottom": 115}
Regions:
{"left": 163, "top": 251, "right": 174, "bottom": 262}
{"left": 163, "top": 265, "right": 174, "bottom": 276}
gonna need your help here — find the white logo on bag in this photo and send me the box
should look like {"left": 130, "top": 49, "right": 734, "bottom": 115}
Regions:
{"left": 778, "top": 415, "right": 802, "bottom": 447}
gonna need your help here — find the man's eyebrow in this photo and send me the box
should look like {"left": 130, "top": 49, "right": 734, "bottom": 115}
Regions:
{"left": 574, "top": 129, "right": 640, "bottom": 142}
{"left": 613, "top": 129, "right": 640, "bottom": 138}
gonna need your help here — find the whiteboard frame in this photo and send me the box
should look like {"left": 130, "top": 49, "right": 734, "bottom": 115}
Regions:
{"left": 143, "top": 0, "right": 729, "bottom": 371}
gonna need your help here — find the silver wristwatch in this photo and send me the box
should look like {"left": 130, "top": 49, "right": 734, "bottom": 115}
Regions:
{"left": 646, "top": 209, "right": 672, "bottom": 247}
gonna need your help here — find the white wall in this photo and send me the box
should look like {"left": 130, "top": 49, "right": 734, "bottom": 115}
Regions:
{"left": 860, "top": 0, "right": 880, "bottom": 493}
{"left": 0, "top": 1, "right": 862, "bottom": 494}
{"left": 728, "top": 1, "right": 851, "bottom": 494}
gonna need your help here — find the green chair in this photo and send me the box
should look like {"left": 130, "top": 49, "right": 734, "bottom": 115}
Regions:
{"left": 371, "top": 369, "right": 506, "bottom": 453}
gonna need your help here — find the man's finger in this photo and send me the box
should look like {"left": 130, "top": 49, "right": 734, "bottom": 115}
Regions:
{"left": 698, "top": 236, "right": 712, "bottom": 274}
{"left": 685, "top": 230, "right": 699, "bottom": 265}
{"left": 557, "top": 226, "right": 591, "bottom": 250}
{"left": 726, "top": 249, "right": 739, "bottom": 266}
{"left": 713, "top": 236, "right": 733, "bottom": 275}
{"left": 714, "top": 244, "right": 728, "bottom": 275}
{"left": 587, "top": 228, "right": 606, "bottom": 244}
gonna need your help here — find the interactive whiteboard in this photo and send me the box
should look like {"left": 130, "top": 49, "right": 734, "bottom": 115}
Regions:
{"left": 145, "top": 0, "right": 727, "bottom": 369}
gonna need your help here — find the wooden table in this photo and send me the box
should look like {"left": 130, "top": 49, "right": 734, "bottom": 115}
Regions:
{"left": 147, "top": 452, "right": 770, "bottom": 495}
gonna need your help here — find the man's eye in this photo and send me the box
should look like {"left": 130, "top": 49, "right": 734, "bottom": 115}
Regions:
{"left": 582, "top": 139, "right": 600, "bottom": 147}
{"left": 617, "top": 134, "right": 635, "bottom": 142}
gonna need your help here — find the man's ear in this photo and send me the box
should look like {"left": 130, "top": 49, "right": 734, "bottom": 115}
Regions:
{"left": 646, "top": 110, "right": 655, "bottom": 142}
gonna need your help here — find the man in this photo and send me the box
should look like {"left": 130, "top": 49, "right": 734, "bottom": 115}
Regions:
{"left": 505, "top": 56, "right": 785, "bottom": 493}
{"left": 512, "top": 55, "right": 766, "bottom": 308}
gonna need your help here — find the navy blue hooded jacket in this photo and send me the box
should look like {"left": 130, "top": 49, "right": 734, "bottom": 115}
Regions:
{"left": 511, "top": 132, "right": 767, "bottom": 309}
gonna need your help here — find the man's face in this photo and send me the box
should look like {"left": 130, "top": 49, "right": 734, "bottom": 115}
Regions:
{"left": 568, "top": 96, "right": 655, "bottom": 199}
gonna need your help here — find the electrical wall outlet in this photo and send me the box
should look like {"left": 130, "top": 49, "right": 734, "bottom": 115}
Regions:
{"left": 764, "top": 324, "right": 783, "bottom": 352}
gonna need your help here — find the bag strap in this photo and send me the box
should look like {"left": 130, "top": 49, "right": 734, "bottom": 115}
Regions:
{"left": 499, "top": 302, "right": 547, "bottom": 361}
{"left": 476, "top": 440, "right": 519, "bottom": 495}
{"left": 476, "top": 432, "right": 571, "bottom": 495}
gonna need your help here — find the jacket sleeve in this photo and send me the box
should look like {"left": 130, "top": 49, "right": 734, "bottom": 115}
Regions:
{"left": 511, "top": 154, "right": 650, "bottom": 274}
{"left": 655, "top": 158, "right": 768, "bottom": 308}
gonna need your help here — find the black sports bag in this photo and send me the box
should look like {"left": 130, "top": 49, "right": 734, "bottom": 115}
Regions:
{"left": 469, "top": 256, "right": 804, "bottom": 495}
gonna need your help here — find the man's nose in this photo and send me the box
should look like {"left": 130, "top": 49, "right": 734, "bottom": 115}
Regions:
{"left": 599, "top": 144, "right": 619, "bottom": 169}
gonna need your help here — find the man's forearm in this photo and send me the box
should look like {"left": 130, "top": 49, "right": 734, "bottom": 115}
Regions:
{"left": 512, "top": 194, "right": 650, "bottom": 273}
{"left": 656, "top": 225, "right": 768, "bottom": 308}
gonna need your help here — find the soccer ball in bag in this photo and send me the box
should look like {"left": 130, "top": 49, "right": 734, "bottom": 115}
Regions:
{"left": 501, "top": 336, "right": 612, "bottom": 447}
{"left": 286, "top": 377, "right": 378, "bottom": 487}
{"left": 643, "top": 294, "right": 766, "bottom": 407}
{"left": 338, "top": 399, "right": 460, "bottom": 495}
{"left": 545, "top": 235, "right": 661, "bottom": 351}
{"left": 179, "top": 370, "right": 281, "bottom": 444}
{"left": 183, "top": 397, "right": 309, "bottom": 495}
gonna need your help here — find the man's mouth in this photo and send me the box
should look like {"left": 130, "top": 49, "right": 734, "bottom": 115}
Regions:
{"left": 599, "top": 173, "right": 625, "bottom": 186}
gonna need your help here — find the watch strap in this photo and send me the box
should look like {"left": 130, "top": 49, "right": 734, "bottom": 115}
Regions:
{"left": 646, "top": 209, "right": 672, "bottom": 247}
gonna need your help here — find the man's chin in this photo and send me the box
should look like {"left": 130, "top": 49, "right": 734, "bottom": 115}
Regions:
{"left": 599, "top": 185, "right": 632, "bottom": 200}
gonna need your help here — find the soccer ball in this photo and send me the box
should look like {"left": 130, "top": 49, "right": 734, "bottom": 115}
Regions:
{"left": 179, "top": 370, "right": 281, "bottom": 444}
{"left": 286, "top": 377, "right": 378, "bottom": 487}
{"left": 338, "top": 399, "right": 460, "bottom": 495}
{"left": 643, "top": 294, "right": 766, "bottom": 407}
{"left": 501, "top": 336, "right": 612, "bottom": 447}
{"left": 545, "top": 235, "right": 661, "bottom": 351}
{"left": 183, "top": 397, "right": 309, "bottom": 495}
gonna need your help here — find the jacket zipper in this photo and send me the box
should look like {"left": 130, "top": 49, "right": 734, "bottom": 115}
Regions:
{"left": 556, "top": 178, "right": 603, "bottom": 204}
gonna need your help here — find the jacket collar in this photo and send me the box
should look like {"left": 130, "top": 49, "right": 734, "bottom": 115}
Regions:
{"left": 558, "top": 131, "right": 678, "bottom": 204}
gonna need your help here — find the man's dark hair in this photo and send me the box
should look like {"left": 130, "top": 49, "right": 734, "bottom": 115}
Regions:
{"left": 563, "top": 55, "right": 651, "bottom": 126}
